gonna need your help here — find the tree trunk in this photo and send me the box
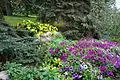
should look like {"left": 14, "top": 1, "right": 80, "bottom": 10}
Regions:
{"left": 5, "top": 0, "right": 13, "bottom": 16}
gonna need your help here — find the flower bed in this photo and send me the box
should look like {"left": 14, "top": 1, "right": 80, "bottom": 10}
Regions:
{"left": 49, "top": 39, "right": 120, "bottom": 79}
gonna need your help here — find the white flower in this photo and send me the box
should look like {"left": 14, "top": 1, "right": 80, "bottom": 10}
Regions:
{"left": 80, "top": 65, "right": 84, "bottom": 69}
{"left": 78, "top": 75, "right": 82, "bottom": 78}
{"left": 97, "top": 75, "right": 103, "bottom": 80}
{"left": 100, "top": 75, "right": 103, "bottom": 79}
{"left": 64, "top": 72, "right": 68, "bottom": 75}
{"left": 59, "top": 62, "right": 62, "bottom": 65}
{"left": 83, "top": 65, "right": 88, "bottom": 69}
{"left": 80, "top": 64, "right": 88, "bottom": 69}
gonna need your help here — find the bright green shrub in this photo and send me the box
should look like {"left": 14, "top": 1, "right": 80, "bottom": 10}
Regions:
{"left": 18, "top": 20, "right": 58, "bottom": 37}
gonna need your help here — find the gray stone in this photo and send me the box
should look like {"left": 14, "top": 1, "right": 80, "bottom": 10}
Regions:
{"left": 35, "top": 32, "right": 52, "bottom": 42}
{"left": 0, "top": 71, "right": 9, "bottom": 80}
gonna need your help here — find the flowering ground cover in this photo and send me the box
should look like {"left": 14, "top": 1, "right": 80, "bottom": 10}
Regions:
{"left": 49, "top": 39, "right": 120, "bottom": 80}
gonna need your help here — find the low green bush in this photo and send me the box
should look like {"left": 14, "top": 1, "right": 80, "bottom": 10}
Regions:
{"left": 4, "top": 62, "right": 65, "bottom": 80}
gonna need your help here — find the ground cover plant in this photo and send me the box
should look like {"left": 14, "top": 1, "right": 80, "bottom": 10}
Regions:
{"left": 4, "top": 62, "right": 66, "bottom": 80}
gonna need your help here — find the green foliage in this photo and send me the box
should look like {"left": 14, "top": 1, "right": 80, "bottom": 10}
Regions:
{"left": 43, "top": 33, "right": 65, "bottom": 67}
{"left": 19, "top": 20, "right": 58, "bottom": 37}
{"left": 0, "top": 15, "right": 3, "bottom": 20}
{"left": 106, "top": 12, "right": 120, "bottom": 37}
{"left": 91, "top": 0, "right": 120, "bottom": 39}
{"left": 4, "top": 62, "right": 39, "bottom": 80}
{"left": 0, "top": 21, "right": 48, "bottom": 65}
{"left": 52, "top": 32, "right": 65, "bottom": 40}
{"left": 110, "top": 37, "right": 120, "bottom": 43}
{"left": 43, "top": 57, "right": 61, "bottom": 68}
{"left": 4, "top": 62, "right": 65, "bottom": 80}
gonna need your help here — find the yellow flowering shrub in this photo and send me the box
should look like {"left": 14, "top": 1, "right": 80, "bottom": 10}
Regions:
{"left": 42, "top": 57, "right": 61, "bottom": 68}
{"left": 20, "top": 20, "right": 58, "bottom": 37}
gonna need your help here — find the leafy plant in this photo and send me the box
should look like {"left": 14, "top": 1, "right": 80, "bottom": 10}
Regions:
{"left": 4, "top": 62, "right": 39, "bottom": 80}
{"left": 4, "top": 62, "right": 65, "bottom": 80}
{"left": 18, "top": 20, "right": 58, "bottom": 37}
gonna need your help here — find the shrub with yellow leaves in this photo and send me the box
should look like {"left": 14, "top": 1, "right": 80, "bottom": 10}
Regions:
{"left": 19, "top": 20, "right": 58, "bottom": 37}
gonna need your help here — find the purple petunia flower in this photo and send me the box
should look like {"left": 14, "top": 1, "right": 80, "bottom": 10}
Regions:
{"left": 64, "top": 65, "right": 69, "bottom": 71}
{"left": 101, "top": 57, "right": 106, "bottom": 64}
{"left": 88, "top": 49, "right": 95, "bottom": 55}
{"left": 100, "top": 65, "right": 106, "bottom": 72}
{"left": 59, "top": 68, "right": 63, "bottom": 72}
{"left": 114, "top": 58, "right": 120, "bottom": 68}
{"left": 60, "top": 41, "right": 67, "bottom": 45}
{"left": 69, "top": 46, "right": 75, "bottom": 51}
{"left": 72, "top": 51, "right": 78, "bottom": 56}
{"left": 107, "top": 71, "right": 114, "bottom": 76}
{"left": 59, "top": 52, "right": 68, "bottom": 62}
{"left": 80, "top": 53, "right": 84, "bottom": 58}
{"left": 69, "top": 66, "right": 74, "bottom": 71}
{"left": 71, "top": 70, "right": 74, "bottom": 74}
{"left": 55, "top": 48, "right": 59, "bottom": 53}
{"left": 85, "top": 55, "right": 91, "bottom": 60}
{"left": 49, "top": 48, "right": 56, "bottom": 55}
{"left": 96, "top": 49, "right": 102, "bottom": 55}
{"left": 48, "top": 48, "right": 53, "bottom": 53}
{"left": 74, "top": 58, "right": 77, "bottom": 62}
{"left": 78, "top": 67, "right": 82, "bottom": 73}
{"left": 72, "top": 73, "right": 79, "bottom": 79}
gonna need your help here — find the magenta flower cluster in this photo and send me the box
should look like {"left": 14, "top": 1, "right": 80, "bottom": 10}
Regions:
{"left": 48, "top": 39, "right": 120, "bottom": 79}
